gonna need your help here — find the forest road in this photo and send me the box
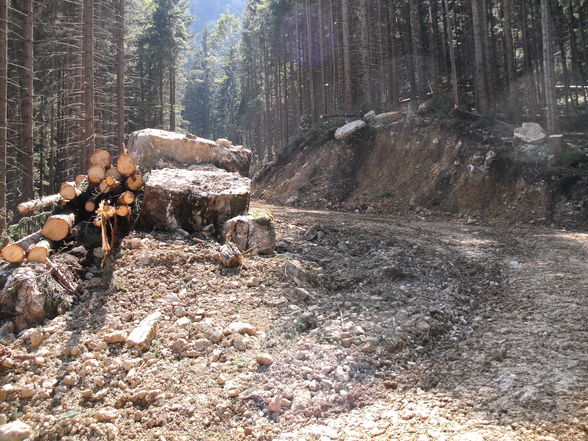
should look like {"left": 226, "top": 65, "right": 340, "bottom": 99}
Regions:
{"left": 256, "top": 202, "right": 588, "bottom": 441}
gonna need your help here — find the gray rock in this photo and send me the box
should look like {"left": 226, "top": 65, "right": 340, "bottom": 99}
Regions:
{"left": 126, "top": 312, "right": 161, "bottom": 349}
{"left": 223, "top": 214, "right": 276, "bottom": 255}
{"left": 514, "top": 122, "right": 546, "bottom": 144}
{"left": 335, "top": 120, "right": 366, "bottom": 140}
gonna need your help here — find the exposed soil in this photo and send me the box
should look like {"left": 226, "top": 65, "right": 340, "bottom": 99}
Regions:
{"left": 1, "top": 201, "right": 586, "bottom": 441}
{"left": 253, "top": 118, "right": 588, "bottom": 228}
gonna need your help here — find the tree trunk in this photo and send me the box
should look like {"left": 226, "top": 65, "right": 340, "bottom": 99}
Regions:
{"left": 471, "top": 0, "right": 490, "bottom": 113}
{"left": 444, "top": 0, "right": 460, "bottom": 107}
{"left": 359, "top": 0, "right": 372, "bottom": 106}
{"left": 170, "top": 66, "right": 176, "bottom": 131}
{"left": 305, "top": 0, "right": 317, "bottom": 121}
{"left": 116, "top": 0, "right": 125, "bottom": 153}
{"left": 409, "top": 0, "right": 426, "bottom": 102}
{"left": 21, "top": 0, "right": 34, "bottom": 201}
{"left": 503, "top": 0, "right": 519, "bottom": 119}
{"left": 541, "top": 0, "right": 558, "bottom": 133}
{"left": 341, "top": 0, "right": 353, "bottom": 110}
{"left": 0, "top": 0, "right": 7, "bottom": 241}
{"left": 83, "top": 0, "right": 96, "bottom": 163}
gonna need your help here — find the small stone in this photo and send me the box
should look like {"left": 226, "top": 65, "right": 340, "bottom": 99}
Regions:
{"left": 268, "top": 396, "right": 282, "bottom": 413}
{"left": 204, "top": 328, "right": 224, "bottom": 343}
{"left": 175, "top": 317, "right": 191, "bottom": 329}
{"left": 415, "top": 321, "right": 430, "bottom": 334}
{"left": 334, "top": 366, "right": 350, "bottom": 382}
{"left": 126, "top": 312, "right": 161, "bottom": 349}
{"left": 103, "top": 331, "right": 127, "bottom": 344}
{"left": 172, "top": 338, "right": 188, "bottom": 354}
{"left": 232, "top": 337, "right": 247, "bottom": 351}
{"left": 245, "top": 277, "right": 261, "bottom": 287}
{"left": 193, "top": 338, "right": 211, "bottom": 351}
{"left": 62, "top": 375, "right": 78, "bottom": 386}
{"left": 28, "top": 328, "right": 44, "bottom": 348}
{"left": 256, "top": 353, "right": 273, "bottom": 366}
{"left": 227, "top": 322, "right": 257, "bottom": 336}
{"left": 0, "top": 420, "right": 32, "bottom": 441}
{"left": 95, "top": 408, "right": 118, "bottom": 422}
{"left": 129, "top": 238, "right": 144, "bottom": 249}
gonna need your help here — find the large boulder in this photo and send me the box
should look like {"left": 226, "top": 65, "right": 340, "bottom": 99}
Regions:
{"left": 141, "top": 167, "right": 251, "bottom": 232}
{"left": 223, "top": 214, "right": 276, "bottom": 255}
{"left": 514, "top": 122, "right": 547, "bottom": 144}
{"left": 127, "top": 129, "right": 252, "bottom": 176}
{"left": 335, "top": 120, "right": 367, "bottom": 140}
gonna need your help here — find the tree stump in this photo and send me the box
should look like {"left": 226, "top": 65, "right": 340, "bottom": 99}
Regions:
{"left": 140, "top": 167, "right": 250, "bottom": 232}
{"left": 223, "top": 214, "right": 276, "bottom": 255}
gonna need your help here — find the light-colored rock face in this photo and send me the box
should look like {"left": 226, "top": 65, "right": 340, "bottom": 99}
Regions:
{"left": 141, "top": 167, "right": 251, "bottom": 232}
{"left": 0, "top": 420, "right": 32, "bottom": 441}
{"left": 126, "top": 312, "right": 161, "bottom": 349}
{"left": 514, "top": 122, "right": 547, "bottom": 144}
{"left": 127, "top": 128, "right": 252, "bottom": 176}
{"left": 374, "top": 111, "right": 404, "bottom": 124}
{"left": 223, "top": 214, "right": 276, "bottom": 255}
{"left": 335, "top": 120, "right": 367, "bottom": 140}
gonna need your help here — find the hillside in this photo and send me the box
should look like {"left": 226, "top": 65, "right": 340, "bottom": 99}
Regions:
{"left": 254, "top": 114, "right": 588, "bottom": 228}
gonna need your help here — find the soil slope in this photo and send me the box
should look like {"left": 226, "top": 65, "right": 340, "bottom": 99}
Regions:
{"left": 253, "top": 118, "right": 588, "bottom": 227}
{"left": 1, "top": 202, "right": 586, "bottom": 441}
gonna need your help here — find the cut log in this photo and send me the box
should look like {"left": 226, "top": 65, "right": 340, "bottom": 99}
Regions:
{"left": 140, "top": 167, "right": 251, "bottom": 232}
{"left": 17, "top": 194, "right": 63, "bottom": 215}
{"left": 105, "top": 167, "right": 122, "bottom": 181}
{"left": 115, "top": 205, "right": 131, "bottom": 217}
{"left": 116, "top": 153, "right": 137, "bottom": 177}
{"left": 223, "top": 214, "right": 276, "bottom": 255}
{"left": 126, "top": 171, "right": 144, "bottom": 191}
{"left": 27, "top": 240, "right": 51, "bottom": 263}
{"left": 41, "top": 213, "right": 76, "bottom": 241}
{"left": 87, "top": 165, "right": 106, "bottom": 185}
{"left": 1, "top": 232, "right": 44, "bottom": 263}
{"left": 117, "top": 191, "right": 135, "bottom": 205}
{"left": 59, "top": 182, "right": 81, "bottom": 201}
{"left": 216, "top": 242, "right": 243, "bottom": 268}
{"left": 127, "top": 128, "right": 252, "bottom": 176}
{"left": 75, "top": 174, "right": 88, "bottom": 185}
{"left": 0, "top": 253, "right": 83, "bottom": 329}
{"left": 90, "top": 149, "right": 112, "bottom": 168}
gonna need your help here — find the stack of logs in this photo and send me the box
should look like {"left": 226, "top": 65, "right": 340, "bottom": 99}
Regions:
{"left": 1, "top": 150, "right": 143, "bottom": 264}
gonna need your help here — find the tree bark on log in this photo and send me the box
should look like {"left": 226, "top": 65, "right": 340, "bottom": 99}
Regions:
{"left": 1, "top": 231, "right": 44, "bottom": 263}
{"left": 17, "top": 194, "right": 63, "bottom": 214}
{"left": 41, "top": 213, "right": 76, "bottom": 241}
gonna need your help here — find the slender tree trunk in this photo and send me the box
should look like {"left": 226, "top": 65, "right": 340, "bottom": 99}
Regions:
{"left": 359, "top": 0, "right": 371, "bottom": 106}
{"left": 21, "top": 0, "right": 34, "bottom": 201}
{"left": 409, "top": 0, "right": 426, "bottom": 102}
{"left": 541, "top": 0, "right": 558, "bottom": 133}
{"left": 428, "top": 0, "right": 441, "bottom": 94}
{"left": 444, "top": 0, "right": 459, "bottom": 107}
{"left": 170, "top": 66, "right": 176, "bottom": 131}
{"left": 471, "top": 0, "right": 490, "bottom": 113}
{"left": 341, "top": 0, "right": 353, "bottom": 110}
{"left": 83, "top": 0, "right": 96, "bottom": 163}
{"left": 387, "top": 0, "right": 399, "bottom": 108}
{"left": 318, "top": 0, "right": 327, "bottom": 115}
{"left": 0, "top": 0, "right": 7, "bottom": 240}
{"left": 503, "top": 0, "right": 519, "bottom": 120}
{"left": 116, "top": 0, "right": 125, "bottom": 152}
{"left": 305, "top": 0, "right": 317, "bottom": 121}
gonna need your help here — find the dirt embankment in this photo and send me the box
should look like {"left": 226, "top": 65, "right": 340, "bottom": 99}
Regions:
{"left": 253, "top": 118, "right": 588, "bottom": 227}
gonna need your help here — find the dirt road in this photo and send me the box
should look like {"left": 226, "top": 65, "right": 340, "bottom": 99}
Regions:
{"left": 1, "top": 202, "right": 586, "bottom": 441}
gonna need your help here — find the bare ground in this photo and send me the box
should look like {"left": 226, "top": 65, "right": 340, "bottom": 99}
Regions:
{"left": 1, "top": 202, "right": 586, "bottom": 441}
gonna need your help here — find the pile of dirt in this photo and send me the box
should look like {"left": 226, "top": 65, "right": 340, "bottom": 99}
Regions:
{"left": 253, "top": 117, "right": 588, "bottom": 227}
